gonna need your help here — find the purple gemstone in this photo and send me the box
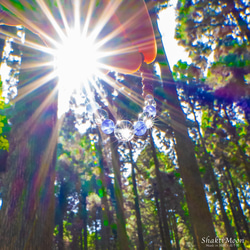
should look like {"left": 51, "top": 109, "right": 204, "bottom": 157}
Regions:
{"left": 101, "top": 119, "right": 115, "bottom": 134}
{"left": 134, "top": 121, "right": 147, "bottom": 136}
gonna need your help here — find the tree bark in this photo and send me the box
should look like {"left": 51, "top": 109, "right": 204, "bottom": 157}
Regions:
{"left": 128, "top": 142, "right": 145, "bottom": 250}
{"left": 171, "top": 213, "right": 180, "bottom": 250}
{"left": 149, "top": 7, "right": 218, "bottom": 249}
{"left": 153, "top": 184, "right": 167, "bottom": 249}
{"left": 57, "top": 180, "right": 68, "bottom": 250}
{"left": 110, "top": 135, "right": 129, "bottom": 250}
{"left": 224, "top": 188, "right": 246, "bottom": 250}
{"left": 189, "top": 102, "right": 237, "bottom": 249}
{"left": 150, "top": 130, "right": 172, "bottom": 250}
{"left": 97, "top": 133, "right": 111, "bottom": 250}
{"left": 240, "top": 185, "right": 250, "bottom": 216}
{"left": 0, "top": 45, "right": 57, "bottom": 249}
{"left": 224, "top": 161, "right": 250, "bottom": 241}
{"left": 82, "top": 191, "right": 88, "bottom": 250}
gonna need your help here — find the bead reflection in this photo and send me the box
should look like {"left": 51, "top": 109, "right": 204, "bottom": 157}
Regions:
{"left": 114, "top": 120, "right": 134, "bottom": 142}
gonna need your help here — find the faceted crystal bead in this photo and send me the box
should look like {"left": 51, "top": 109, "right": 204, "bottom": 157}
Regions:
{"left": 145, "top": 94, "right": 156, "bottom": 106}
{"left": 145, "top": 94, "right": 154, "bottom": 102}
{"left": 134, "top": 121, "right": 147, "bottom": 136}
{"left": 86, "top": 102, "right": 100, "bottom": 114}
{"left": 101, "top": 119, "right": 115, "bottom": 134}
{"left": 93, "top": 109, "right": 108, "bottom": 125}
{"left": 145, "top": 100, "right": 156, "bottom": 107}
{"left": 139, "top": 112, "right": 154, "bottom": 128}
{"left": 144, "top": 105, "right": 156, "bottom": 117}
{"left": 114, "top": 120, "right": 134, "bottom": 142}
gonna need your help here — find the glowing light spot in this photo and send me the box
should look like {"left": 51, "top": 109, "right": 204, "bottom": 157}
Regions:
{"left": 55, "top": 30, "right": 100, "bottom": 84}
{"left": 54, "top": 30, "right": 102, "bottom": 117}
{"left": 114, "top": 120, "right": 134, "bottom": 142}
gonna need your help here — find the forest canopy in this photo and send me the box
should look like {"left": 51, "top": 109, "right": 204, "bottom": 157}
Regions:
{"left": 0, "top": 0, "right": 249, "bottom": 249}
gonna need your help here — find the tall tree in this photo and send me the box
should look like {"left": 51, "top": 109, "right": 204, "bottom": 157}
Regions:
{"left": 145, "top": 2, "right": 218, "bottom": 249}
{"left": 128, "top": 142, "right": 145, "bottom": 250}
{"left": 175, "top": 0, "right": 250, "bottom": 182}
{"left": 0, "top": 30, "right": 58, "bottom": 249}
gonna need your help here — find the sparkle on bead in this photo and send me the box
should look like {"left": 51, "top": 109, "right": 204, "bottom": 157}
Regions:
{"left": 114, "top": 120, "right": 134, "bottom": 142}
{"left": 89, "top": 94, "right": 157, "bottom": 137}
{"left": 144, "top": 117, "right": 154, "bottom": 128}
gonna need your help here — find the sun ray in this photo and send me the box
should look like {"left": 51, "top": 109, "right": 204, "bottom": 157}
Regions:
{"left": 89, "top": 0, "right": 122, "bottom": 42}
{"left": 81, "top": 0, "right": 96, "bottom": 39}
{"left": 36, "top": 0, "right": 67, "bottom": 42}
{"left": 14, "top": 71, "right": 57, "bottom": 103}
{"left": 1, "top": 0, "right": 154, "bottom": 122}
{"left": 36, "top": 115, "right": 61, "bottom": 190}
{"left": 20, "top": 61, "right": 54, "bottom": 71}
{"left": 73, "top": 0, "right": 81, "bottom": 33}
{"left": 0, "top": 27, "right": 53, "bottom": 55}
{"left": 1, "top": 0, "right": 60, "bottom": 48}
{"left": 14, "top": 85, "right": 58, "bottom": 145}
{"left": 101, "top": 73, "right": 144, "bottom": 108}
{"left": 55, "top": 0, "right": 70, "bottom": 35}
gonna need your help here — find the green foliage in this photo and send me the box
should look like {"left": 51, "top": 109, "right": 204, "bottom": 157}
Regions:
{"left": 176, "top": 0, "right": 250, "bottom": 97}
{"left": 0, "top": 79, "right": 11, "bottom": 151}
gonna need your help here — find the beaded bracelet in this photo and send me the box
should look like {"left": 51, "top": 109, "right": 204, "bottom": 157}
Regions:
{"left": 87, "top": 94, "right": 156, "bottom": 142}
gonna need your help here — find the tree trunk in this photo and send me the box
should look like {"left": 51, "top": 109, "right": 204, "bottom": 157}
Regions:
{"left": 149, "top": 7, "right": 218, "bottom": 249}
{"left": 82, "top": 192, "right": 88, "bottom": 250}
{"left": 224, "top": 188, "right": 246, "bottom": 250}
{"left": 224, "top": 106, "right": 250, "bottom": 184}
{"left": 95, "top": 209, "right": 99, "bottom": 250}
{"left": 150, "top": 130, "right": 172, "bottom": 250}
{"left": 128, "top": 142, "right": 145, "bottom": 250}
{"left": 0, "top": 45, "right": 57, "bottom": 249}
{"left": 153, "top": 184, "right": 166, "bottom": 249}
{"left": 240, "top": 185, "right": 250, "bottom": 216}
{"left": 171, "top": 213, "right": 180, "bottom": 250}
{"left": 58, "top": 180, "right": 68, "bottom": 250}
{"left": 110, "top": 135, "right": 129, "bottom": 250}
{"left": 225, "top": 161, "right": 250, "bottom": 241}
{"left": 97, "top": 131, "right": 111, "bottom": 250}
{"left": 189, "top": 103, "right": 237, "bottom": 248}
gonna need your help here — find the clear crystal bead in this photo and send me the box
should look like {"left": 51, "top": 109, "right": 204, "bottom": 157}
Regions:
{"left": 93, "top": 109, "right": 108, "bottom": 125}
{"left": 86, "top": 102, "right": 100, "bottom": 114}
{"left": 145, "top": 94, "right": 156, "bottom": 106}
{"left": 145, "top": 94, "right": 154, "bottom": 102}
{"left": 114, "top": 120, "right": 134, "bottom": 142}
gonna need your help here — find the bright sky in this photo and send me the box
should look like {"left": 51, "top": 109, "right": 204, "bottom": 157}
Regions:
{"left": 158, "top": 0, "right": 191, "bottom": 70}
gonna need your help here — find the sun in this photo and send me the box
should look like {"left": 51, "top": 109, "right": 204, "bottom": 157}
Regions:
{"left": 53, "top": 29, "right": 105, "bottom": 116}
{"left": 0, "top": 0, "right": 156, "bottom": 118}
{"left": 54, "top": 30, "right": 102, "bottom": 84}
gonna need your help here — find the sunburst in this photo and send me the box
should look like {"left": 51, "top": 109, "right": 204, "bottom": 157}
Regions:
{"left": 1, "top": 0, "right": 158, "bottom": 139}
